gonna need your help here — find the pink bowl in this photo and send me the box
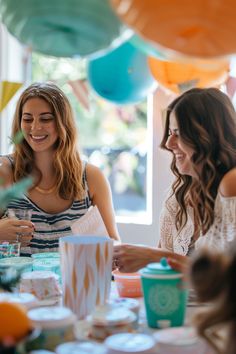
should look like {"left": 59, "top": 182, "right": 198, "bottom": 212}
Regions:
{"left": 112, "top": 270, "right": 143, "bottom": 298}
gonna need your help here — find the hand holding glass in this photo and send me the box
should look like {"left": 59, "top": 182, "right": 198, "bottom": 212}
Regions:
{"left": 8, "top": 209, "right": 33, "bottom": 244}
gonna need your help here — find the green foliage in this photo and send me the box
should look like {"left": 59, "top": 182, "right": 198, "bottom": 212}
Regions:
{"left": 0, "top": 178, "right": 32, "bottom": 211}
{"left": 0, "top": 267, "right": 22, "bottom": 292}
{"left": 9, "top": 130, "right": 24, "bottom": 145}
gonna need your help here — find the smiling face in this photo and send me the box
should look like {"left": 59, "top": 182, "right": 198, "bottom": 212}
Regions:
{"left": 165, "top": 112, "right": 198, "bottom": 178}
{"left": 21, "top": 97, "right": 58, "bottom": 154}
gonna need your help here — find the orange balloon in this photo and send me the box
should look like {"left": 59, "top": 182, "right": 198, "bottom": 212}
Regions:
{"left": 111, "top": 0, "right": 236, "bottom": 58}
{"left": 148, "top": 57, "right": 229, "bottom": 93}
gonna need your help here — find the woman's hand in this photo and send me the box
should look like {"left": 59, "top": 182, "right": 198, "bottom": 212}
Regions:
{"left": 167, "top": 255, "right": 190, "bottom": 277}
{"left": 113, "top": 244, "right": 166, "bottom": 273}
{"left": 0, "top": 218, "right": 34, "bottom": 247}
{"left": 113, "top": 243, "right": 189, "bottom": 276}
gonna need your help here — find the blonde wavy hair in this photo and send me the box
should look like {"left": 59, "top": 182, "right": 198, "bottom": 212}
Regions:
{"left": 160, "top": 87, "right": 236, "bottom": 235}
{"left": 11, "top": 82, "right": 84, "bottom": 200}
{"left": 190, "top": 244, "right": 236, "bottom": 354}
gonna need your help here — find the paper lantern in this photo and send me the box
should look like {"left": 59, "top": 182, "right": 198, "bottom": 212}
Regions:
{"left": 130, "top": 35, "right": 167, "bottom": 60}
{"left": 111, "top": 0, "right": 236, "bottom": 58}
{"left": 148, "top": 58, "right": 229, "bottom": 93}
{"left": 0, "top": 0, "right": 132, "bottom": 58}
{"left": 87, "top": 41, "right": 157, "bottom": 104}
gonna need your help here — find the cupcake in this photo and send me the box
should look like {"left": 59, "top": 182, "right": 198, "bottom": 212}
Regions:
{"left": 0, "top": 292, "right": 37, "bottom": 309}
{"left": 55, "top": 341, "right": 107, "bottom": 354}
{"left": 104, "top": 333, "right": 156, "bottom": 354}
{"left": 90, "top": 305, "right": 136, "bottom": 341}
{"left": 19, "top": 271, "right": 61, "bottom": 300}
{"left": 27, "top": 306, "right": 76, "bottom": 351}
{"left": 153, "top": 327, "right": 210, "bottom": 354}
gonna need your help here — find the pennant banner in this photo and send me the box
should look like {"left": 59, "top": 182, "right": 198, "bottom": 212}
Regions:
{"left": 68, "top": 79, "right": 90, "bottom": 111}
{"left": 0, "top": 81, "right": 23, "bottom": 113}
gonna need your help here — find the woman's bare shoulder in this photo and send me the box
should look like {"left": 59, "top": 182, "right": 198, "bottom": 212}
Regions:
{"left": 85, "top": 163, "right": 105, "bottom": 179}
{"left": 0, "top": 156, "right": 14, "bottom": 186}
{"left": 85, "top": 163, "right": 109, "bottom": 196}
{"left": 219, "top": 167, "right": 236, "bottom": 197}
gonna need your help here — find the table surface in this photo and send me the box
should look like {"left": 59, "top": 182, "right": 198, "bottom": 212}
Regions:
{"left": 73, "top": 281, "right": 204, "bottom": 343}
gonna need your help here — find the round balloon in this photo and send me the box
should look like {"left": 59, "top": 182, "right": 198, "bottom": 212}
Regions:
{"left": 88, "top": 41, "right": 157, "bottom": 104}
{"left": 111, "top": 0, "right": 236, "bottom": 58}
{"left": 148, "top": 57, "right": 229, "bottom": 93}
{"left": 0, "top": 0, "right": 132, "bottom": 57}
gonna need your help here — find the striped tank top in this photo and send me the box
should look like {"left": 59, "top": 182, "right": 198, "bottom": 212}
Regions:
{"left": 4, "top": 157, "right": 92, "bottom": 256}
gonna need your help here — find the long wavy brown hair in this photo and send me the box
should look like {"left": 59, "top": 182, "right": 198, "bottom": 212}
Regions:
{"left": 11, "top": 82, "right": 84, "bottom": 200}
{"left": 190, "top": 244, "right": 236, "bottom": 354}
{"left": 160, "top": 87, "right": 236, "bottom": 235}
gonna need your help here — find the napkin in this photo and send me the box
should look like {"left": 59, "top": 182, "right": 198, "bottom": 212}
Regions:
{"left": 71, "top": 205, "right": 109, "bottom": 237}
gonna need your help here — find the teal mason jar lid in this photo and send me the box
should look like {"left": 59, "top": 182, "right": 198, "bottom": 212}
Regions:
{"left": 139, "top": 257, "right": 183, "bottom": 279}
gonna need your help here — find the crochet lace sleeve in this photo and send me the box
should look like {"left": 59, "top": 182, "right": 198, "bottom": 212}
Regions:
{"left": 159, "top": 194, "right": 194, "bottom": 255}
{"left": 195, "top": 196, "right": 236, "bottom": 251}
{"left": 159, "top": 202, "right": 175, "bottom": 252}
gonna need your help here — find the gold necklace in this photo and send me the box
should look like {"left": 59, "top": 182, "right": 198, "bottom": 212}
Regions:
{"left": 34, "top": 185, "right": 56, "bottom": 195}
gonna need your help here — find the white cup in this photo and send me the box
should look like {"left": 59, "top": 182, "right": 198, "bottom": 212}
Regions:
{"left": 59, "top": 235, "right": 113, "bottom": 319}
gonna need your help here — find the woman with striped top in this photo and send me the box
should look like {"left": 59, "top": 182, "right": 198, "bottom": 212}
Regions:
{"left": 0, "top": 82, "right": 120, "bottom": 255}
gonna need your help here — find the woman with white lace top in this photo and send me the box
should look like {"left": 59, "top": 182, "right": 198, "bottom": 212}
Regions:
{"left": 113, "top": 87, "right": 236, "bottom": 273}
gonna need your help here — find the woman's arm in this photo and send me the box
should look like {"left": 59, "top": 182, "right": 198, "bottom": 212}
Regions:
{"left": 0, "top": 156, "right": 14, "bottom": 189}
{"left": 113, "top": 243, "right": 188, "bottom": 273}
{"left": 219, "top": 167, "right": 236, "bottom": 197}
{"left": 86, "top": 163, "right": 120, "bottom": 241}
{"left": 112, "top": 186, "right": 190, "bottom": 273}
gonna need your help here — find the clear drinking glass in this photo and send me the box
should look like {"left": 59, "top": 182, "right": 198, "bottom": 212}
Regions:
{"left": 8, "top": 208, "right": 33, "bottom": 241}
{"left": 8, "top": 208, "right": 32, "bottom": 221}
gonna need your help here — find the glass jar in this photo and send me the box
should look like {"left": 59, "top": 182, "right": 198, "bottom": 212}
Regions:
{"left": 26, "top": 306, "right": 76, "bottom": 351}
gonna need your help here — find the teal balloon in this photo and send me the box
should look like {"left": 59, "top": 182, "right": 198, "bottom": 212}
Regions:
{"left": 0, "top": 0, "right": 131, "bottom": 57}
{"left": 130, "top": 35, "right": 168, "bottom": 60}
{"left": 88, "top": 41, "right": 157, "bottom": 104}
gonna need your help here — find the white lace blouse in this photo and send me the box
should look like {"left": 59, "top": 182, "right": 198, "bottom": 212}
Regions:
{"left": 159, "top": 191, "right": 236, "bottom": 255}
